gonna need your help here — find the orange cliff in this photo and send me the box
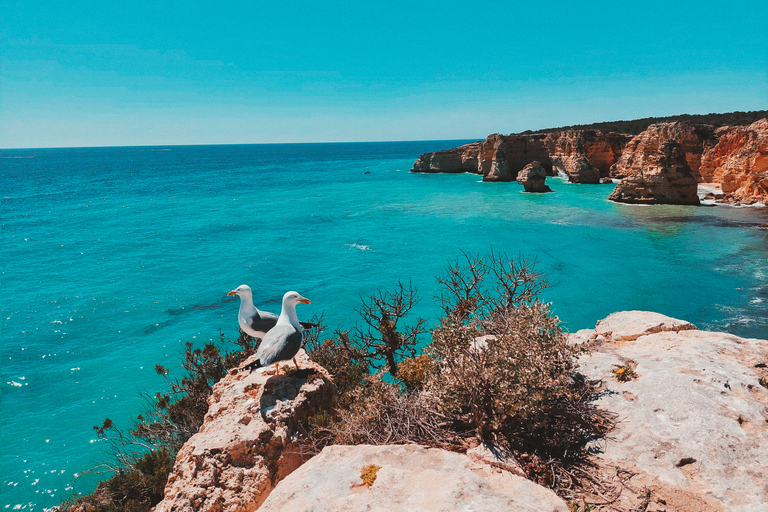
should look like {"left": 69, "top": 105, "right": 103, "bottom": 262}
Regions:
{"left": 700, "top": 119, "right": 768, "bottom": 204}
{"left": 411, "top": 119, "right": 768, "bottom": 205}
{"left": 412, "top": 130, "right": 629, "bottom": 183}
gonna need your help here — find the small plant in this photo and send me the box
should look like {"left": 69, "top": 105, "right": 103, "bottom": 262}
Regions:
{"left": 612, "top": 363, "right": 638, "bottom": 382}
{"left": 758, "top": 376, "right": 768, "bottom": 389}
{"left": 567, "top": 500, "right": 596, "bottom": 512}
{"left": 360, "top": 464, "right": 381, "bottom": 488}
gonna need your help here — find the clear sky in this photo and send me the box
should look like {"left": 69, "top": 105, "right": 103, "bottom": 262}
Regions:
{"left": 1, "top": 0, "right": 767, "bottom": 148}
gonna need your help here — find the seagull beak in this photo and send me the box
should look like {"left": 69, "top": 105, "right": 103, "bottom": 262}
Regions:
{"left": 227, "top": 290, "right": 237, "bottom": 296}
{"left": 298, "top": 297, "right": 311, "bottom": 304}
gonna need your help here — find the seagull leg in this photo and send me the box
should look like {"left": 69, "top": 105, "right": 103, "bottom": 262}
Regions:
{"left": 293, "top": 357, "right": 299, "bottom": 371}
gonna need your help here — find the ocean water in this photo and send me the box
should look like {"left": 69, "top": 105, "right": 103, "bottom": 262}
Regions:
{"left": 2, "top": 142, "right": 768, "bottom": 510}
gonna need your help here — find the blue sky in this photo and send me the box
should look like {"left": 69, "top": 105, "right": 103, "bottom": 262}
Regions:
{"left": 1, "top": 0, "right": 766, "bottom": 148}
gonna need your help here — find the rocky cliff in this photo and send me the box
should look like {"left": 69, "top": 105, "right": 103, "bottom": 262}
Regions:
{"left": 410, "top": 141, "right": 482, "bottom": 174}
{"left": 544, "top": 130, "right": 631, "bottom": 182}
{"left": 150, "top": 312, "right": 768, "bottom": 512}
{"left": 478, "top": 133, "right": 552, "bottom": 182}
{"left": 608, "top": 139, "right": 701, "bottom": 205}
{"left": 699, "top": 119, "right": 768, "bottom": 204}
{"left": 609, "top": 121, "right": 717, "bottom": 179}
{"left": 411, "top": 118, "right": 768, "bottom": 205}
{"left": 154, "top": 350, "right": 336, "bottom": 512}
{"left": 411, "top": 130, "right": 627, "bottom": 183}
{"left": 572, "top": 311, "right": 768, "bottom": 512}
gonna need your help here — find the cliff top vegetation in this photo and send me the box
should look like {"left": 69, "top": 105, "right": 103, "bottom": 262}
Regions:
{"left": 525, "top": 110, "right": 768, "bottom": 135}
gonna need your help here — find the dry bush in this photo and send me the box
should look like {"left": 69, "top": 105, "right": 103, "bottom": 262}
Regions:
{"left": 349, "top": 281, "right": 427, "bottom": 379}
{"left": 320, "top": 375, "right": 461, "bottom": 448}
{"left": 428, "top": 301, "right": 579, "bottom": 442}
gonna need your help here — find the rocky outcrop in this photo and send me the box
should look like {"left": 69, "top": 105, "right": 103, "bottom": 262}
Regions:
{"left": 700, "top": 119, "right": 768, "bottom": 204}
{"left": 258, "top": 444, "right": 569, "bottom": 512}
{"left": 411, "top": 118, "right": 768, "bottom": 204}
{"left": 410, "top": 141, "right": 481, "bottom": 174}
{"left": 573, "top": 311, "right": 768, "bottom": 512}
{"left": 411, "top": 130, "right": 628, "bottom": 183}
{"left": 608, "top": 139, "right": 700, "bottom": 205}
{"left": 154, "top": 350, "right": 337, "bottom": 512}
{"left": 517, "top": 161, "right": 552, "bottom": 192}
{"left": 610, "top": 122, "right": 717, "bottom": 179}
{"left": 478, "top": 133, "right": 552, "bottom": 182}
{"left": 544, "top": 130, "right": 631, "bottom": 180}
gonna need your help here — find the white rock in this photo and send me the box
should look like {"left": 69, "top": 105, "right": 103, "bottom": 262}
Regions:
{"left": 258, "top": 444, "right": 569, "bottom": 512}
{"left": 580, "top": 311, "right": 768, "bottom": 511}
{"left": 594, "top": 310, "right": 696, "bottom": 341}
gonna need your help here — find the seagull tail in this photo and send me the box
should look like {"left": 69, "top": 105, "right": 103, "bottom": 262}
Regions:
{"left": 242, "top": 358, "right": 262, "bottom": 372}
{"left": 299, "top": 321, "right": 318, "bottom": 329}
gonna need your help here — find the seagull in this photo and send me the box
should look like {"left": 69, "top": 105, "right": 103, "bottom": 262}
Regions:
{"left": 228, "top": 284, "right": 314, "bottom": 338}
{"left": 244, "top": 291, "right": 311, "bottom": 374}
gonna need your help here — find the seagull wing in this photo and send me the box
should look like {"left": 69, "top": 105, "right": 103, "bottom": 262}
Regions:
{"left": 256, "top": 324, "right": 303, "bottom": 367}
{"left": 249, "top": 309, "right": 279, "bottom": 336}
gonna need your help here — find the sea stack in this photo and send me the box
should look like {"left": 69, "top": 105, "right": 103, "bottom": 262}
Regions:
{"left": 517, "top": 161, "right": 552, "bottom": 193}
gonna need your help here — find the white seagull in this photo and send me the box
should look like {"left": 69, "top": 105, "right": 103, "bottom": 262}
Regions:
{"left": 245, "top": 290, "right": 311, "bottom": 374}
{"left": 228, "top": 284, "right": 314, "bottom": 338}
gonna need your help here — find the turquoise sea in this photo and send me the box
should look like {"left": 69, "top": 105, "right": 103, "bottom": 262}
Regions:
{"left": 2, "top": 142, "right": 768, "bottom": 510}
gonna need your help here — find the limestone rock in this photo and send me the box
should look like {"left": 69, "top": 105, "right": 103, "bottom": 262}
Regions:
{"left": 258, "top": 444, "right": 569, "bottom": 512}
{"left": 479, "top": 133, "right": 552, "bottom": 182}
{"left": 557, "top": 154, "right": 600, "bottom": 184}
{"left": 410, "top": 141, "right": 482, "bottom": 174}
{"left": 610, "top": 122, "right": 717, "bottom": 179}
{"left": 545, "top": 130, "right": 630, "bottom": 180}
{"left": 517, "top": 161, "right": 552, "bottom": 192}
{"left": 154, "top": 350, "right": 337, "bottom": 512}
{"left": 594, "top": 310, "right": 697, "bottom": 341}
{"left": 609, "top": 139, "right": 701, "bottom": 205}
{"left": 700, "top": 118, "right": 768, "bottom": 204}
{"left": 579, "top": 311, "right": 768, "bottom": 512}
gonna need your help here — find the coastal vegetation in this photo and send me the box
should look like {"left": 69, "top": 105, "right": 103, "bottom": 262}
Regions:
{"left": 530, "top": 109, "right": 768, "bottom": 135}
{"left": 58, "top": 251, "right": 610, "bottom": 511}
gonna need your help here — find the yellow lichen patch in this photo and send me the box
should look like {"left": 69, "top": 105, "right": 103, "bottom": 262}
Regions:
{"left": 360, "top": 464, "right": 381, "bottom": 488}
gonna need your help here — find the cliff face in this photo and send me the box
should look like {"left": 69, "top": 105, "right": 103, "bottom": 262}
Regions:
{"left": 410, "top": 118, "right": 768, "bottom": 205}
{"left": 154, "top": 350, "right": 337, "bottom": 512}
{"left": 609, "top": 121, "right": 717, "bottom": 179}
{"left": 478, "top": 133, "right": 552, "bottom": 182}
{"left": 700, "top": 119, "right": 768, "bottom": 204}
{"left": 544, "top": 130, "right": 631, "bottom": 182}
{"left": 410, "top": 141, "right": 481, "bottom": 174}
{"left": 608, "top": 139, "right": 700, "bottom": 205}
{"left": 412, "top": 130, "right": 628, "bottom": 184}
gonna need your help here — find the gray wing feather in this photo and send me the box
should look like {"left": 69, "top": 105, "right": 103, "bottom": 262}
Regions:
{"left": 250, "top": 309, "right": 279, "bottom": 334}
{"left": 256, "top": 325, "right": 302, "bottom": 367}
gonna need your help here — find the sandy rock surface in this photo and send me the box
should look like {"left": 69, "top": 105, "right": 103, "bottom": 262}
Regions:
{"left": 154, "top": 350, "right": 336, "bottom": 512}
{"left": 575, "top": 311, "right": 768, "bottom": 511}
{"left": 258, "top": 444, "right": 569, "bottom": 512}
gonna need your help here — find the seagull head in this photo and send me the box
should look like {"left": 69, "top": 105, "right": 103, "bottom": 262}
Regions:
{"left": 227, "top": 284, "right": 252, "bottom": 297}
{"left": 283, "top": 290, "right": 311, "bottom": 307}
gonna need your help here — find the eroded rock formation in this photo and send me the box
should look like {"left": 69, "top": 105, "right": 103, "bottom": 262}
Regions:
{"left": 608, "top": 139, "right": 700, "bottom": 205}
{"left": 154, "top": 350, "right": 337, "bottom": 512}
{"left": 517, "top": 161, "right": 552, "bottom": 192}
{"left": 545, "top": 130, "right": 630, "bottom": 180}
{"left": 609, "top": 122, "right": 717, "bottom": 179}
{"left": 410, "top": 141, "right": 481, "bottom": 174}
{"left": 258, "top": 444, "right": 569, "bottom": 512}
{"left": 572, "top": 311, "right": 768, "bottom": 512}
{"left": 700, "top": 119, "right": 768, "bottom": 204}
{"left": 478, "top": 133, "right": 552, "bottom": 182}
